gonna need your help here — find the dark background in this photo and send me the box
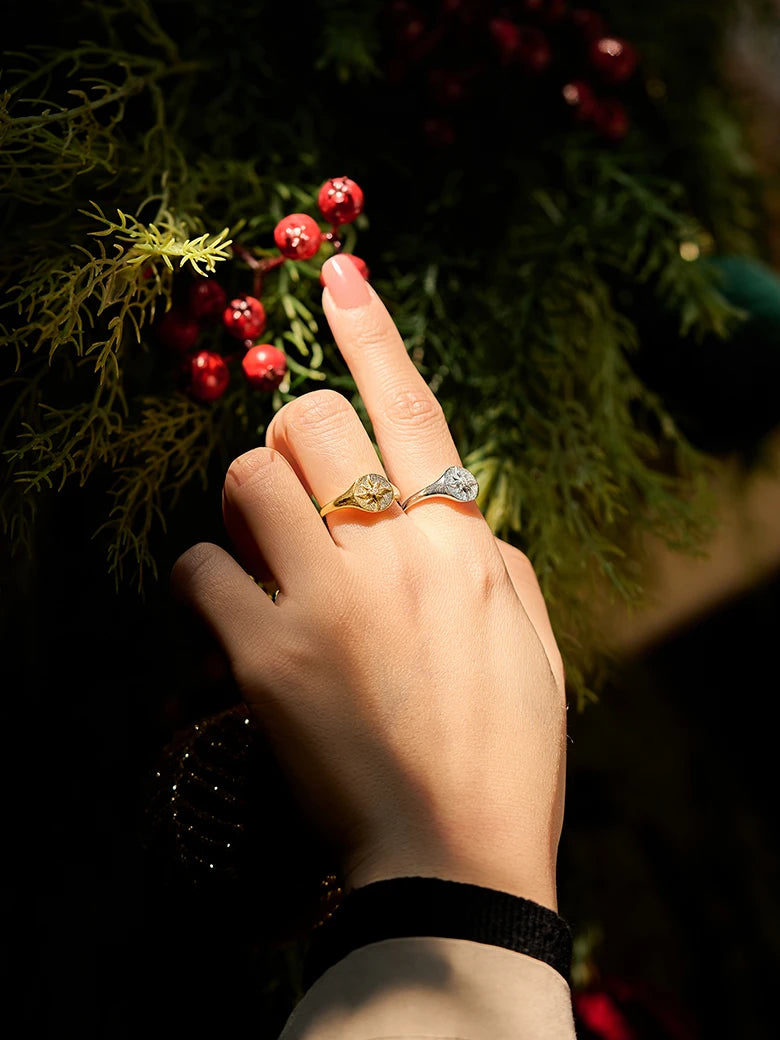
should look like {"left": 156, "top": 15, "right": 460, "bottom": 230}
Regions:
{"left": 4, "top": 453, "right": 780, "bottom": 1039}
{"left": 3, "top": 1, "right": 780, "bottom": 1036}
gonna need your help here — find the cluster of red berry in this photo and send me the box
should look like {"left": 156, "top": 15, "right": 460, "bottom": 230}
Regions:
{"left": 153, "top": 176, "right": 367, "bottom": 403}
{"left": 550, "top": 7, "right": 638, "bottom": 141}
{"left": 384, "top": 0, "right": 639, "bottom": 145}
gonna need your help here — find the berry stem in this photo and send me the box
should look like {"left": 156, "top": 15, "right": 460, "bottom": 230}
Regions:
{"left": 230, "top": 243, "right": 287, "bottom": 297}
{"left": 253, "top": 258, "right": 286, "bottom": 298}
{"left": 231, "top": 242, "right": 262, "bottom": 269}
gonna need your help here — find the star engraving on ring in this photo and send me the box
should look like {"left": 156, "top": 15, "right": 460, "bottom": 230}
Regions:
{"left": 441, "top": 466, "right": 479, "bottom": 502}
{"left": 351, "top": 473, "right": 395, "bottom": 512}
{"left": 400, "top": 466, "right": 480, "bottom": 511}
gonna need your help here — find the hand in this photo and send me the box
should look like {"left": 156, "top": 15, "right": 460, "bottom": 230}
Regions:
{"left": 171, "top": 255, "right": 568, "bottom": 912}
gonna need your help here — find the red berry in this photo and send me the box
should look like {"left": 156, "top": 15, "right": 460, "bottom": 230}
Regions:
{"left": 273, "top": 213, "right": 323, "bottom": 260}
{"left": 223, "top": 295, "right": 266, "bottom": 340}
{"left": 441, "top": 0, "right": 480, "bottom": 17}
{"left": 520, "top": 0, "right": 567, "bottom": 22}
{"left": 188, "top": 279, "right": 228, "bottom": 321}
{"left": 190, "top": 350, "right": 230, "bottom": 402}
{"left": 588, "top": 36, "right": 638, "bottom": 83}
{"left": 156, "top": 306, "right": 200, "bottom": 354}
{"left": 319, "top": 254, "right": 370, "bottom": 286}
{"left": 422, "top": 116, "right": 456, "bottom": 147}
{"left": 318, "top": 177, "right": 365, "bottom": 225}
{"left": 428, "top": 68, "right": 468, "bottom": 105}
{"left": 488, "top": 18, "right": 520, "bottom": 64}
{"left": 593, "top": 98, "right": 630, "bottom": 140}
{"left": 386, "top": 1, "right": 427, "bottom": 44}
{"left": 515, "top": 27, "right": 552, "bottom": 73}
{"left": 561, "top": 79, "right": 599, "bottom": 123}
{"left": 242, "top": 344, "right": 287, "bottom": 390}
{"left": 569, "top": 7, "right": 607, "bottom": 41}
{"left": 489, "top": 20, "right": 551, "bottom": 72}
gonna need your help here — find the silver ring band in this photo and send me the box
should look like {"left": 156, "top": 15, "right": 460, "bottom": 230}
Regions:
{"left": 401, "top": 466, "right": 479, "bottom": 511}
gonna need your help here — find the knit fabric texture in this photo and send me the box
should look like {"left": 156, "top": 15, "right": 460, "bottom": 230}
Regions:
{"left": 303, "top": 876, "right": 573, "bottom": 991}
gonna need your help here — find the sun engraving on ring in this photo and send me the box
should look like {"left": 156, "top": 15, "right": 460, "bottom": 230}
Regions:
{"left": 352, "top": 473, "right": 395, "bottom": 511}
{"left": 442, "top": 466, "right": 479, "bottom": 501}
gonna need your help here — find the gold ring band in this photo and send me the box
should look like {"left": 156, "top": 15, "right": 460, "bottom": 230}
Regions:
{"left": 320, "top": 473, "right": 401, "bottom": 518}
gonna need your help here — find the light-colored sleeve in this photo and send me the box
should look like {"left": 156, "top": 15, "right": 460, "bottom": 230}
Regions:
{"left": 278, "top": 936, "right": 578, "bottom": 1040}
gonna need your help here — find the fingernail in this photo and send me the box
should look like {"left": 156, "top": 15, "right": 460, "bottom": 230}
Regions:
{"left": 322, "top": 254, "right": 371, "bottom": 309}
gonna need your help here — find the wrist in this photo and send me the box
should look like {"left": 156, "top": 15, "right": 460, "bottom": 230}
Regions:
{"left": 343, "top": 847, "right": 558, "bottom": 914}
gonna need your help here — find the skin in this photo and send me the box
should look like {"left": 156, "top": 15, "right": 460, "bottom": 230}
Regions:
{"left": 171, "top": 256, "right": 568, "bottom": 913}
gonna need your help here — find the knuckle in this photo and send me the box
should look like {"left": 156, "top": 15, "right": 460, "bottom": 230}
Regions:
{"left": 171, "top": 541, "right": 225, "bottom": 594}
{"left": 472, "top": 539, "right": 522, "bottom": 597}
{"left": 382, "top": 384, "right": 444, "bottom": 431}
{"left": 225, "top": 446, "right": 277, "bottom": 488}
{"left": 477, "top": 555, "right": 515, "bottom": 599}
{"left": 273, "top": 389, "right": 351, "bottom": 438}
{"left": 502, "top": 541, "right": 536, "bottom": 578}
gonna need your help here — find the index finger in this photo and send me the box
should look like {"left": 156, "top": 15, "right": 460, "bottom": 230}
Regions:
{"left": 320, "top": 255, "right": 463, "bottom": 505}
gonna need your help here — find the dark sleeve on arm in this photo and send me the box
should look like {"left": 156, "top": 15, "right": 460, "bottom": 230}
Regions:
{"left": 303, "top": 875, "right": 573, "bottom": 990}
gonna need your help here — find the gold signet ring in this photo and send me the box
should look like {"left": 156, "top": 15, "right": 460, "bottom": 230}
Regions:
{"left": 319, "top": 473, "right": 401, "bottom": 518}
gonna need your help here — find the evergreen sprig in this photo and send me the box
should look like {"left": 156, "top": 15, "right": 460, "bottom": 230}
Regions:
{"left": 10, "top": 375, "right": 127, "bottom": 494}
{"left": 4, "top": 208, "right": 205, "bottom": 379}
{"left": 0, "top": 32, "right": 197, "bottom": 205}
{"left": 1, "top": 0, "right": 776, "bottom": 705}
{"left": 97, "top": 392, "right": 225, "bottom": 585}
{"left": 88, "top": 205, "right": 233, "bottom": 275}
{"left": 371, "top": 147, "right": 746, "bottom": 703}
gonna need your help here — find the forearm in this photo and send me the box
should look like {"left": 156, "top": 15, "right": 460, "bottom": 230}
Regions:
{"left": 278, "top": 877, "right": 577, "bottom": 1040}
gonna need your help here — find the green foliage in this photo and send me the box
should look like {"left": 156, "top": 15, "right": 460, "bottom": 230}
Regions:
{"left": 1, "top": 0, "right": 777, "bottom": 706}
{"left": 312, "top": 0, "right": 384, "bottom": 83}
{"left": 598, "top": 0, "right": 772, "bottom": 256}
{"left": 371, "top": 169, "right": 738, "bottom": 698}
{"left": 96, "top": 392, "right": 225, "bottom": 584}
{"left": 6, "top": 205, "right": 231, "bottom": 375}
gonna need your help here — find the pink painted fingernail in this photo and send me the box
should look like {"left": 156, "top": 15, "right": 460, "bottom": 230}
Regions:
{"left": 321, "top": 254, "right": 371, "bottom": 309}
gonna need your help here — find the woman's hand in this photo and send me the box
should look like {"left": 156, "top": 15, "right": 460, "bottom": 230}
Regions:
{"left": 171, "top": 255, "right": 567, "bottom": 912}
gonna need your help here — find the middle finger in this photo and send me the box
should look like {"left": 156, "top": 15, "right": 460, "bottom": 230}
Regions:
{"left": 319, "top": 255, "right": 473, "bottom": 524}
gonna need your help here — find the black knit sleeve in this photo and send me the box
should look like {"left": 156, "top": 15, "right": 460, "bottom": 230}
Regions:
{"left": 303, "top": 876, "right": 573, "bottom": 992}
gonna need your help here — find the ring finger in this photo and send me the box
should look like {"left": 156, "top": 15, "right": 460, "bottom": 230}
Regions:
{"left": 265, "top": 388, "right": 403, "bottom": 543}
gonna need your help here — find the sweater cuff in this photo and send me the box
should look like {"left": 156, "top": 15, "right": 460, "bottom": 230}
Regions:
{"left": 303, "top": 876, "right": 572, "bottom": 991}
